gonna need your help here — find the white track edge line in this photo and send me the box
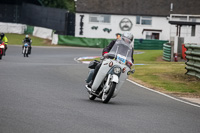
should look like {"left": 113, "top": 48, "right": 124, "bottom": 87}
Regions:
{"left": 74, "top": 58, "right": 80, "bottom": 63}
{"left": 127, "top": 79, "right": 200, "bottom": 108}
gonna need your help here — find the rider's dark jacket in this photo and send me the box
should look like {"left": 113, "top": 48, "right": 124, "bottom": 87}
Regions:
{"left": 23, "top": 38, "right": 32, "bottom": 44}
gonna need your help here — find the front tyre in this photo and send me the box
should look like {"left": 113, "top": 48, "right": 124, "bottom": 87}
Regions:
{"left": 89, "top": 93, "right": 96, "bottom": 100}
{"left": 102, "top": 81, "right": 116, "bottom": 103}
{"left": 23, "top": 48, "right": 26, "bottom": 57}
{"left": 3, "top": 49, "right": 5, "bottom": 56}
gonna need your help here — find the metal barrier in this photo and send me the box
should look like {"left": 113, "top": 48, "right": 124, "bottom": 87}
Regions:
{"left": 163, "top": 43, "right": 172, "bottom": 61}
{"left": 185, "top": 44, "right": 200, "bottom": 78}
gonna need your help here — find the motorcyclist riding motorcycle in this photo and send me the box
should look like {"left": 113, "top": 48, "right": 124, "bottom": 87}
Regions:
{"left": 0, "top": 33, "right": 8, "bottom": 56}
{"left": 22, "top": 35, "right": 32, "bottom": 54}
{"left": 88, "top": 32, "right": 134, "bottom": 88}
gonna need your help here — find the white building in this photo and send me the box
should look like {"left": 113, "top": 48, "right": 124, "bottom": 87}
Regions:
{"left": 75, "top": 14, "right": 170, "bottom": 40}
{"left": 75, "top": 0, "right": 200, "bottom": 43}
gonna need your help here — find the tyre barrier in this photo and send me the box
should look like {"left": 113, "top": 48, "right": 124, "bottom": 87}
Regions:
{"left": 185, "top": 44, "right": 200, "bottom": 78}
{"left": 162, "top": 43, "right": 172, "bottom": 62}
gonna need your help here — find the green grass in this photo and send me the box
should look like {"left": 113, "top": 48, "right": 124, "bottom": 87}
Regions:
{"left": 131, "top": 50, "right": 200, "bottom": 96}
{"left": 5, "top": 33, "right": 51, "bottom": 46}
{"left": 134, "top": 50, "right": 163, "bottom": 63}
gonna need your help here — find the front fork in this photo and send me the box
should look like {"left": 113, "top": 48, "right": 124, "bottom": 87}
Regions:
{"left": 103, "top": 74, "right": 119, "bottom": 93}
{"left": 23, "top": 47, "right": 25, "bottom": 54}
{"left": 23, "top": 47, "right": 28, "bottom": 54}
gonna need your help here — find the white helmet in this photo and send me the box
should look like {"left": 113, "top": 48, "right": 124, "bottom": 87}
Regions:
{"left": 122, "top": 32, "right": 134, "bottom": 42}
{"left": 25, "top": 35, "right": 29, "bottom": 38}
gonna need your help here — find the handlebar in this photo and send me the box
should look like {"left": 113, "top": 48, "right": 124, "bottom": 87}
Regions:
{"left": 102, "top": 54, "right": 133, "bottom": 68}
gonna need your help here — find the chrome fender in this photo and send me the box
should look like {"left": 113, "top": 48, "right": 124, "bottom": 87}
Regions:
{"left": 111, "top": 74, "right": 119, "bottom": 83}
{"left": 103, "top": 74, "right": 119, "bottom": 93}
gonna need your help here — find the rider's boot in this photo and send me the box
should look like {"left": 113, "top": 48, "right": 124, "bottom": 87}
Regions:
{"left": 88, "top": 80, "right": 93, "bottom": 88}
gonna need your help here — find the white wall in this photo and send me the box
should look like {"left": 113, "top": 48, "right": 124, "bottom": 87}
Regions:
{"left": 75, "top": 13, "right": 171, "bottom": 40}
{"left": 0, "top": 22, "right": 26, "bottom": 34}
{"left": 75, "top": 13, "right": 200, "bottom": 44}
{"left": 170, "top": 25, "right": 200, "bottom": 44}
{"left": 33, "top": 26, "right": 53, "bottom": 40}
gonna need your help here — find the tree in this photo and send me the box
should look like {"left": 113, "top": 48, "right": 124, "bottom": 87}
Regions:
{"left": 40, "top": 0, "right": 75, "bottom": 12}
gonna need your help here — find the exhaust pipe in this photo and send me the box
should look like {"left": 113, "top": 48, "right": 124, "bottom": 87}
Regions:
{"left": 85, "top": 85, "right": 91, "bottom": 92}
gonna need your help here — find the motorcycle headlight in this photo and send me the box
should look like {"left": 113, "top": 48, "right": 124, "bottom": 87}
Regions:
{"left": 109, "top": 61, "right": 113, "bottom": 67}
{"left": 0, "top": 45, "right": 4, "bottom": 48}
{"left": 114, "top": 67, "right": 121, "bottom": 74}
{"left": 122, "top": 67, "right": 126, "bottom": 73}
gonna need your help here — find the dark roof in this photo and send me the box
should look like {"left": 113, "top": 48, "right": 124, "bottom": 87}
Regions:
{"left": 169, "top": 21, "right": 200, "bottom": 25}
{"left": 1, "top": 0, "right": 41, "bottom": 5}
{"left": 76, "top": 0, "right": 200, "bottom": 16}
{"left": 142, "top": 29, "right": 162, "bottom": 34}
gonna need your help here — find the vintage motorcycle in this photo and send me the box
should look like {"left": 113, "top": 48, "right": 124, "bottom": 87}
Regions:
{"left": 22, "top": 42, "right": 30, "bottom": 57}
{"left": 85, "top": 38, "right": 135, "bottom": 103}
{"left": 0, "top": 41, "right": 5, "bottom": 60}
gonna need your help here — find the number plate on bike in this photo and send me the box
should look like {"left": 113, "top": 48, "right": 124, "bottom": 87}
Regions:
{"left": 116, "top": 54, "right": 126, "bottom": 64}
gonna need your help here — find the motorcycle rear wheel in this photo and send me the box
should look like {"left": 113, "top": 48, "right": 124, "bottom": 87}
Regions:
{"left": 102, "top": 80, "right": 116, "bottom": 104}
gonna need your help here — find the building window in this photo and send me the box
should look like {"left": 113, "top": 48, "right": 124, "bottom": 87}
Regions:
{"left": 145, "top": 32, "right": 160, "bottom": 40}
{"left": 191, "top": 25, "right": 196, "bottom": 36}
{"left": 136, "top": 16, "right": 140, "bottom": 24}
{"left": 89, "top": 15, "right": 111, "bottom": 23}
{"left": 136, "top": 16, "right": 152, "bottom": 25}
{"left": 152, "top": 33, "right": 160, "bottom": 39}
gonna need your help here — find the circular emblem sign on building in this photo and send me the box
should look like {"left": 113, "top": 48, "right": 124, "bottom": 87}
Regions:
{"left": 119, "top": 18, "right": 133, "bottom": 31}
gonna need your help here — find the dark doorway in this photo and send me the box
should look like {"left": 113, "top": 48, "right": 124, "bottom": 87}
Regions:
{"left": 152, "top": 33, "right": 160, "bottom": 39}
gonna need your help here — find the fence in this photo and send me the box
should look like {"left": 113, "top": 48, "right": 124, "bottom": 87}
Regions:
{"left": 0, "top": 22, "right": 53, "bottom": 40}
{"left": 185, "top": 44, "right": 200, "bottom": 78}
{"left": 58, "top": 35, "right": 113, "bottom": 48}
{"left": 0, "top": 3, "right": 75, "bottom": 36}
{"left": 134, "top": 39, "right": 168, "bottom": 50}
{"left": 58, "top": 35, "right": 168, "bottom": 49}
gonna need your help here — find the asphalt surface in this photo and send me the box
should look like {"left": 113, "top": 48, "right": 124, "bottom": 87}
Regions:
{"left": 0, "top": 45, "right": 200, "bottom": 133}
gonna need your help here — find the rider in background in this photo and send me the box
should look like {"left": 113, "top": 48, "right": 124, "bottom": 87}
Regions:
{"left": 22, "top": 35, "right": 32, "bottom": 54}
{"left": 0, "top": 33, "right": 8, "bottom": 55}
{"left": 116, "top": 33, "right": 121, "bottom": 39}
{"left": 88, "top": 32, "right": 134, "bottom": 88}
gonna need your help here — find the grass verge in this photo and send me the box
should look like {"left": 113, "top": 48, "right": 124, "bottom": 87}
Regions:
{"left": 131, "top": 50, "right": 200, "bottom": 97}
{"left": 5, "top": 33, "right": 52, "bottom": 46}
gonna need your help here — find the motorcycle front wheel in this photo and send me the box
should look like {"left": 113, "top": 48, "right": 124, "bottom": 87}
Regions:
{"left": 102, "top": 80, "right": 116, "bottom": 104}
{"left": 23, "top": 48, "right": 26, "bottom": 57}
{"left": 89, "top": 93, "right": 96, "bottom": 100}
